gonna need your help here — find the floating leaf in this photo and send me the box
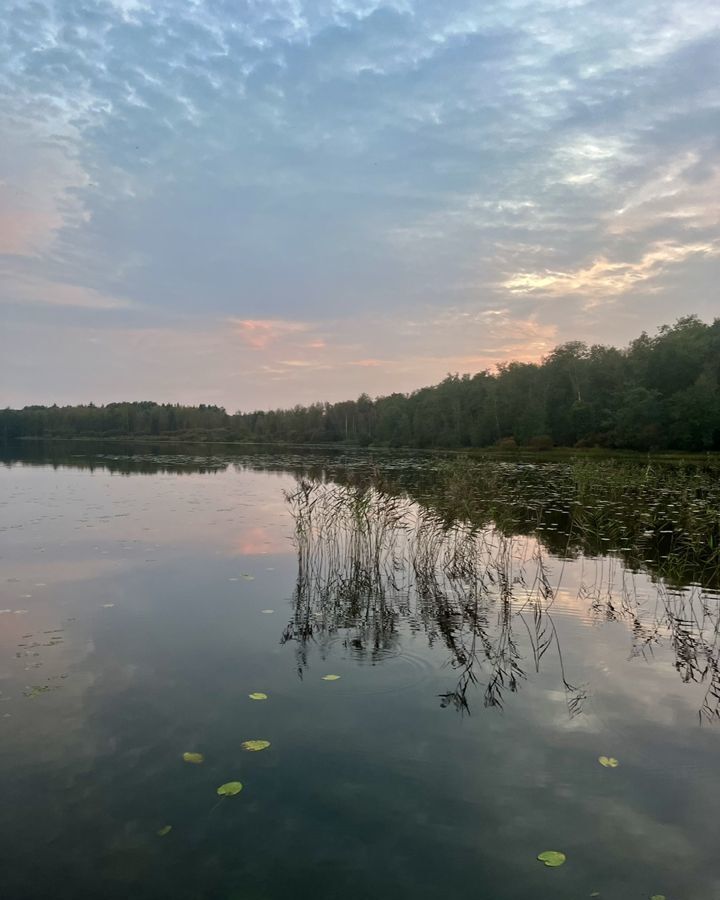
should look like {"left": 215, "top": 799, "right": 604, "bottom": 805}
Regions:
{"left": 322, "top": 674, "right": 341, "bottom": 681}
{"left": 650, "top": 895, "right": 666, "bottom": 900}
{"left": 23, "top": 684, "right": 51, "bottom": 699}
{"left": 249, "top": 692, "right": 268, "bottom": 701}
{"left": 241, "top": 574, "right": 255, "bottom": 581}
{"left": 157, "top": 825, "right": 172, "bottom": 837}
{"left": 537, "top": 850, "right": 566, "bottom": 867}
{"left": 182, "top": 752, "right": 204, "bottom": 764}
{"left": 217, "top": 781, "right": 243, "bottom": 796}
{"left": 598, "top": 756, "right": 619, "bottom": 768}
{"left": 241, "top": 740, "right": 270, "bottom": 752}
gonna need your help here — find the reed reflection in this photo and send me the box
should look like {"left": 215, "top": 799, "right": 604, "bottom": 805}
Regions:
{"left": 282, "top": 479, "right": 586, "bottom": 716}
{"left": 283, "top": 475, "right": 720, "bottom": 721}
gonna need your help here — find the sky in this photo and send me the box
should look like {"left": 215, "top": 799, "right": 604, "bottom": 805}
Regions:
{"left": 1, "top": 0, "right": 719, "bottom": 412}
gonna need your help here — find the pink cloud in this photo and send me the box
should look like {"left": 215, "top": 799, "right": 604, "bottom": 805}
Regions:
{"left": 230, "top": 318, "right": 309, "bottom": 349}
{"left": 0, "top": 122, "right": 89, "bottom": 257}
{"left": 2, "top": 308, "right": 564, "bottom": 411}
{"left": 0, "top": 208, "right": 63, "bottom": 256}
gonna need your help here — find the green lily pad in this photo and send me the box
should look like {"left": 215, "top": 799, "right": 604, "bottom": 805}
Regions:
{"left": 23, "top": 684, "right": 51, "bottom": 699}
{"left": 182, "top": 751, "right": 204, "bottom": 764}
{"left": 322, "top": 674, "right": 341, "bottom": 681}
{"left": 650, "top": 895, "right": 666, "bottom": 900}
{"left": 157, "top": 825, "right": 172, "bottom": 837}
{"left": 242, "top": 739, "right": 270, "bottom": 752}
{"left": 598, "top": 756, "right": 619, "bottom": 768}
{"left": 249, "top": 692, "right": 268, "bottom": 701}
{"left": 537, "top": 850, "right": 566, "bottom": 867}
{"left": 217, "top": 781, "right": 243, "bottom": 796}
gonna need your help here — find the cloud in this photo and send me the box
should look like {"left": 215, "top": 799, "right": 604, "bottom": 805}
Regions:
{"left": 0, "top": 270, "right": 136, "bottom": 310}
{"left": 607, "top": 154, "right": 720, "bottom": 236}
{"left": 230, "top": 318, "right": 311, "bottom": 350}
{"left": 0, "top": 120, "right": 89, "bottom": 256}
{"left": 502, "top": 240, "right": 720, "bottom": 300}
{"left": 1, "top": 0, "right": 718, "bottom": 403}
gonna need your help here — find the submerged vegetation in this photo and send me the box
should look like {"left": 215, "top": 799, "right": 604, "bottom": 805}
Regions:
{"left": 3, "top": 315, "right": 719, "bottom": 451}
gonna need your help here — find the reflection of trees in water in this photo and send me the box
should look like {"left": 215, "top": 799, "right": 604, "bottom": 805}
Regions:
{"left": 283, "top": 477, "right": 720, "bottom": 721}
{"left": 0, "top": 441, "right": 231, "bottom": 475}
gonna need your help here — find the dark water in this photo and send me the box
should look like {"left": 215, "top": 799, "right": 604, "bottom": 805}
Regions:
{"left": 1, "top": 443, "right": 719, "bottom": 900}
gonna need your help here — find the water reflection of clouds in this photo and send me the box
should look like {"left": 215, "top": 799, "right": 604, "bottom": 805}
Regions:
{"left": 233, "top": 525, "right": 291, "bottom": 557}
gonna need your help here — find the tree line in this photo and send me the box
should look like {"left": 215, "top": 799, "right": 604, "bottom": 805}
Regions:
{"left": 2, "top": 315, "right": 719, "bottom": 451}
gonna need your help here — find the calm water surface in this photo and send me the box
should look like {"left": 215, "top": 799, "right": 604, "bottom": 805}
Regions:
{"left": 1, "top": 444, "right": 719, "bottom": 900}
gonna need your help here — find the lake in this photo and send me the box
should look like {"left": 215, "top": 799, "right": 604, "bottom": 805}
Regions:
{"left": 1, "top": 442, "right": 719, "bottom": 900}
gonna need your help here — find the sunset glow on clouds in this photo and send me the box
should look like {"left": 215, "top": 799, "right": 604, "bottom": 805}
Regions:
{"left": 1, "top": 0, "right": 719, "bottom": 410}
{"left": 503, "top": 241, "right": 720, "bottom": 300}
{"left": 231, "top": 319, "right": 312, "bottom": 351}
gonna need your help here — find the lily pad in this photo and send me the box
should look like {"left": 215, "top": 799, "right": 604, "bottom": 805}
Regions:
{"left": 217, "top": 781, "right": 243, "bottom": 796}
{"left": 537, "top": 850, "right": 566, "bottom": 867}
{"left": 241, "top": 739, "right": 270, "bottom": 752}
{"left": 249, "top": 692, "right": 268, "bottom": 701}
{"left": 23, "top": 684, "right": 51, "bottom": 699}
{"left": 598, "top": 756, "right": 619, "bottom": 768}
{"left": 322, "top": 674, "right": 341, "bottom": 681}
{"left": 157, "top": 825, "right": 172, "bottom": 837}
{"left": 650, "top": 895, "right": 666, "bottom": 900}
{"left": 182, "top": 752, "right": 204, "bottom": 764}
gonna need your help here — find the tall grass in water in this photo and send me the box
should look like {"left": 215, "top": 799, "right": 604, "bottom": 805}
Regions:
{"left": 284, "top": 465, "right": 720, "bottom": 721}
{"left": 284, "top": 478, "right": 584, "bottom": 715}
{"left": 570, "top": 458, "right": 720, "bottom": 589}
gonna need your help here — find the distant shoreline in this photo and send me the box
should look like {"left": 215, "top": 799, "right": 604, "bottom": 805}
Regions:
{"left": 4, "top": 318, "right": 719, "bottom": 454}
{"left": 8, "top": 434, "right": 719, "bottom": 462}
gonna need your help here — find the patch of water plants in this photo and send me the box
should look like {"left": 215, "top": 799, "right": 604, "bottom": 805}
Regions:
{"left": 283, "top": 462, "right": 720, "bottom": 721}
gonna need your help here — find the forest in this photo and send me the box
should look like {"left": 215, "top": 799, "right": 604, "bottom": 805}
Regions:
{"left": 2, "top": 315, "right": 719, "bottom": 452}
